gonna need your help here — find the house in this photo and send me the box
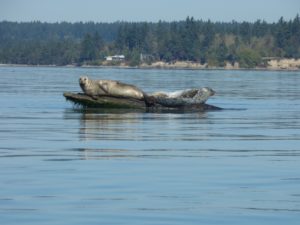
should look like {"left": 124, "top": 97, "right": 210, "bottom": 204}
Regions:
{"left": 105, "top": 55, "right": 125, "bottom": 61}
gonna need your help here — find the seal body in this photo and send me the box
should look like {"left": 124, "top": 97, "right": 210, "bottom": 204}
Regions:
{"left": 150, "top": 87, "right": 215, "bottom": 107}
{"left": 79, "top": 76, "right": 145, "bottom": 100}
{"left": 151, "top": 87, "right": 215, "bottom": 102}
{"left": 98, "top": 79, "right": 144, "bottom": 100}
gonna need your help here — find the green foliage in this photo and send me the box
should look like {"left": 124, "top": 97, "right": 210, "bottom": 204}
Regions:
{"left": 0, "top": 39, "right": 79, "bottom": 65}
{"left": 216, "top": 40, "right": 228, "bottom": 66}
{"left": 79, "top": 32, "right": 104, "bottom": 62}
{"left": 237, "top": 48, "right": 262, "bottom": 68}
{"left": 0, "top": 15, "right": 300, "bottom": 67}
{"left": 128, "top": 49, "right": 141, "bottom": 67}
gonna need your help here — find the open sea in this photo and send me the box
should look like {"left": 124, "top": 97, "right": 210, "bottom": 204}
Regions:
{"left": 0, "top": 66, "right": 300, "bottom": 225}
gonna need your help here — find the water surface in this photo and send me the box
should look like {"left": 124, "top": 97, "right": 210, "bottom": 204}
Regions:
{"left": 0, "top": 66, "right": 300, "bottom": 224}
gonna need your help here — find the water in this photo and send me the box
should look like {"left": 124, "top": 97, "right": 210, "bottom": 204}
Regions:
{"left": 0, "top": 66, "right": 300, "bottom": 225}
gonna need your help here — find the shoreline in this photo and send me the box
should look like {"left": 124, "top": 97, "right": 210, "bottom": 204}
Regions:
{"left": 1, "top": 59, "right": 300, "bottom": 71}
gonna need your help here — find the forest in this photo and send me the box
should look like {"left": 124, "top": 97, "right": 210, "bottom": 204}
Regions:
{"left": 0, "top": 15, "right": 299, "bottom": 68}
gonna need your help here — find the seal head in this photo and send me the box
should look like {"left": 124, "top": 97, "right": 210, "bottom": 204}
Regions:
{"left": 79, "top": 76, "right": 106, "bottom": 97}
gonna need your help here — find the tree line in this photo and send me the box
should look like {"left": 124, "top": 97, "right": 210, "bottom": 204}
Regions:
{"left": 0, "top": 15, "right": 299, "bottom": 68}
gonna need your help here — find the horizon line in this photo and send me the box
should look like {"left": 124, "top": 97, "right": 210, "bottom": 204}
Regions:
{"left": 1, "top": 14, "right": 299, "bottom": 25}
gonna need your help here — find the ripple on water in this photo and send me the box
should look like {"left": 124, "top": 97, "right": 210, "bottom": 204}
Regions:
{"left": 0, "top": 67, "right": 300, "bottom": 225}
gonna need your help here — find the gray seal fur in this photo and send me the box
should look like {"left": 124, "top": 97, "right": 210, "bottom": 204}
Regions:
{"left": 150, "top": 87, "right": 215, "bottom": 107}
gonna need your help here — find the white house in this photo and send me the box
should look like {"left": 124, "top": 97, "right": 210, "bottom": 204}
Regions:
{"left": 105, "top": 55, "right": 125, "bottom": 61}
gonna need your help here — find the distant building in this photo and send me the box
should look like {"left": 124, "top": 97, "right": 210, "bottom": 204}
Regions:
{"left": 105, "top": 55, "right": 125, "bottom": 61}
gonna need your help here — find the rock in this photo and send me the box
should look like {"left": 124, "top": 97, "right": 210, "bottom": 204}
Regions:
{"left": 63, "top": 92, "right": 222, "bottom": 112}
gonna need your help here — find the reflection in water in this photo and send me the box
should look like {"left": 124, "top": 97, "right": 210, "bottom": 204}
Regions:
{"left": 67, "top": 107, "right": 300, "bottom": 161}
{"left": 76, "top": 108, "right": 209, "bottom": 142}
{"left": 76, "top": 148, "right": 130, "bottom": 160}
{"left": 68, "top": 108, "right": 211, "bottom": 160}
{"left": 79, "top": 110, "right": 142, "bottom": 141}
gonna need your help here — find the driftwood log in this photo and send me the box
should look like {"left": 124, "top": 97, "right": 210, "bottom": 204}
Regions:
{"left": 63, "top": 92, "right": 222, "bottom": 112}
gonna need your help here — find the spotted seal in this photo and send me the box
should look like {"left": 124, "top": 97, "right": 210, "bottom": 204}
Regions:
{"left": 150, "top": 87, "right": 215, "bottom": 107}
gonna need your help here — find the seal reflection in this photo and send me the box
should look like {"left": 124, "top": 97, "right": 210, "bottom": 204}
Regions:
{"left": 78, "top": 109, "right": 144, "bottom": 141}
{"left": 75, "top": 148, "right": 131, "bottom": 160}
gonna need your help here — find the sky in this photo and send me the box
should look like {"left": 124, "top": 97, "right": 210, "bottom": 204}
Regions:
{"left": 0, "top": 0, "right": 299, "bottom": 23}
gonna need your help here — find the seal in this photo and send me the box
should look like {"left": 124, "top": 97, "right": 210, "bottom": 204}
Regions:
{"left": 151, "top": 87, "right": 215, "bottom": 102}
{"left": 79, "top": 76, "right": 155, "bottom": 106}
{"left": 150, "top": 87, "right": 215, "bottom": 107}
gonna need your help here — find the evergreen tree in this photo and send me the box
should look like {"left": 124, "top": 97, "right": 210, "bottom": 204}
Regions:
{"left": 79, "top": 32, "right": 104, "bottom": 62}
{"left": 216, "top": 39, "right": 228, "bottom": 66}
{"left": 0, "top": 15, "right": 300, "bottom": 67}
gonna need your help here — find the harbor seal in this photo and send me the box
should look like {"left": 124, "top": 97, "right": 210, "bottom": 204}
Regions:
{"left": 150, "top": 87, "right": 215, "bottom": 107}
{"left": 79, "top": 76, "right": 155, "bottom": 106}
{"left": 151, "top": 87, "right": 215, "bottom": 102}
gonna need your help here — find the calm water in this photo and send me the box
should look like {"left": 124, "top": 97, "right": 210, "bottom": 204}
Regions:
{"left": 0, "top": 66, "right": 300, "bottom": 225}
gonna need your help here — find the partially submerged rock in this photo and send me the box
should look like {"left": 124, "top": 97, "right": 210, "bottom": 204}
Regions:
{"left": 63, "top": 92, "right": 222, "bottom": 112}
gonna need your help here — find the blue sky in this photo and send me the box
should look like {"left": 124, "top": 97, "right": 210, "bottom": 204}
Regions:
{"left": 0, "top": 0, "right": 299, "bottom": 23}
